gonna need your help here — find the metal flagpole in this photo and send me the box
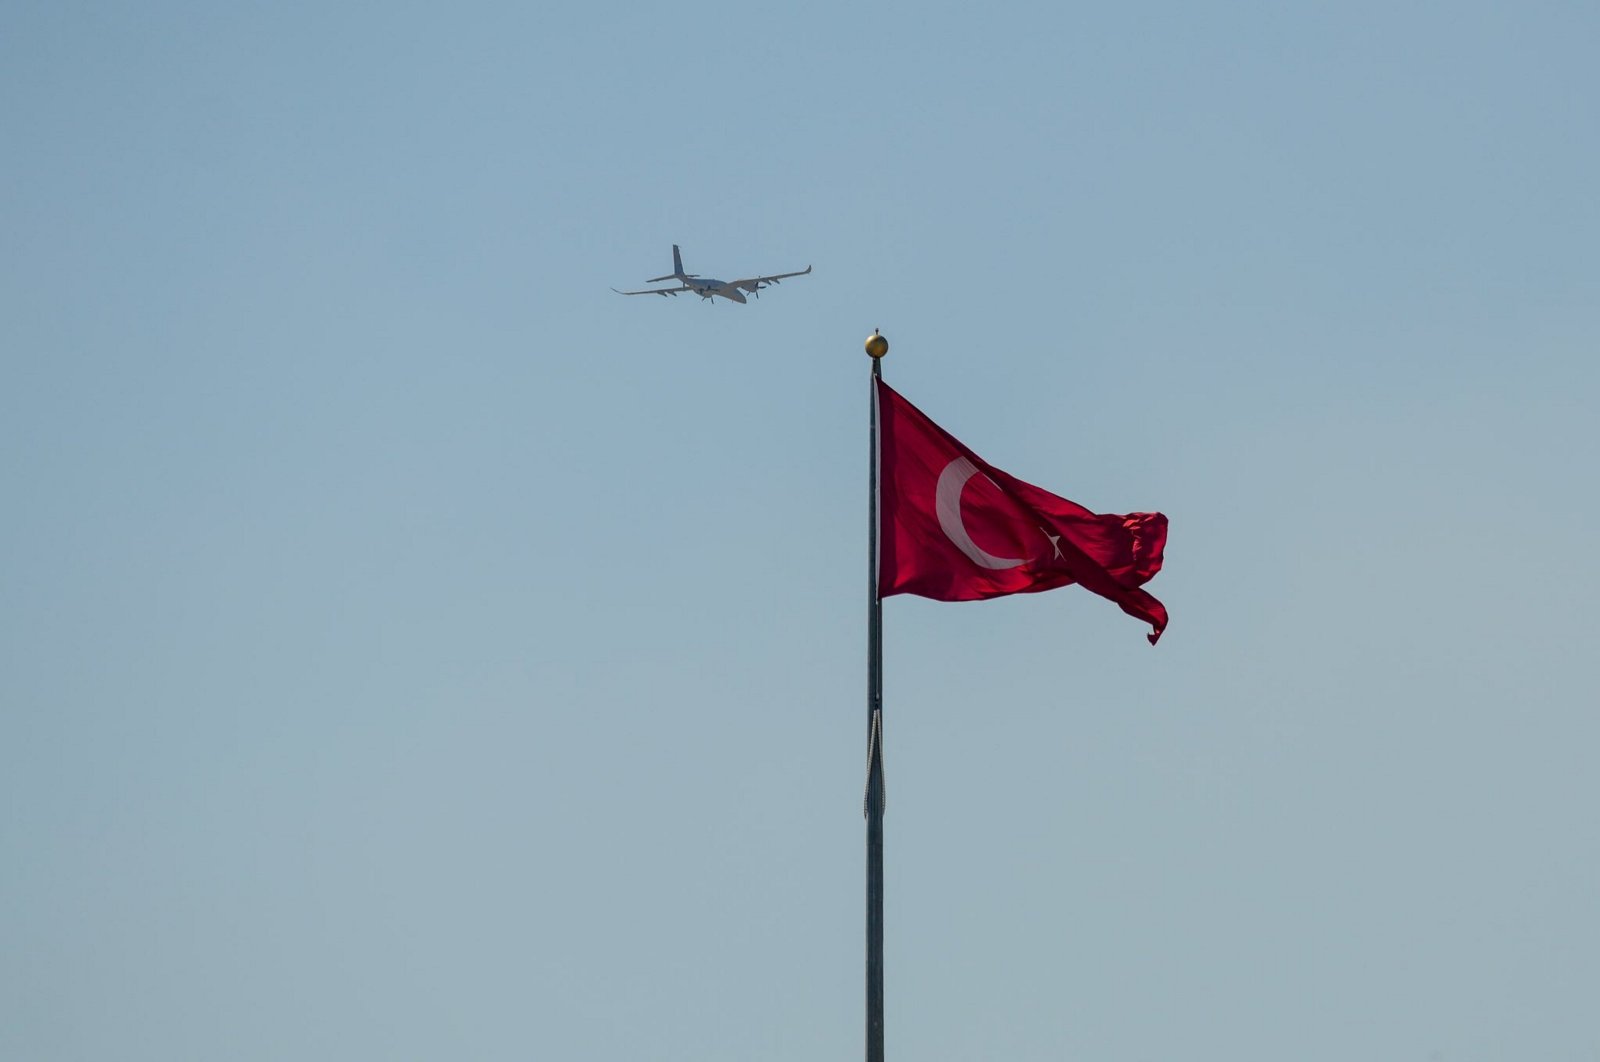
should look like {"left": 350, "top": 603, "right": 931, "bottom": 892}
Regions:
{"left": 864, "top": 329, "right": 888, "bottom": 1062}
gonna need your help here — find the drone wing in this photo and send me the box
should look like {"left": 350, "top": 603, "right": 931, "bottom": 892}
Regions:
{"left": 612, "top": 285, "right": 692, "bottom": 297}
{"left": 729, "top": 264, "right": 812, "bottom": 294}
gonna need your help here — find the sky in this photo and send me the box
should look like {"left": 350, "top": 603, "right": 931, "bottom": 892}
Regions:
{"left": 3, "top": 2, "right": 1598, "bottom": 1060}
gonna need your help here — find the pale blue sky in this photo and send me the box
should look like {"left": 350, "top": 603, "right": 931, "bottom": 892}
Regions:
{"left": 3, "top": 3, "right": 1598, "bottom": 1060}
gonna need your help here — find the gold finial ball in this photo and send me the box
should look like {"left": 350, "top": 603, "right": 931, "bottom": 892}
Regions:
{"left": 864, "top": 330, "right": 889, "bottom": 359}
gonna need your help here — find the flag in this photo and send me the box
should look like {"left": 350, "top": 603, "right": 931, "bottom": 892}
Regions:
{"left": 876, "top": 378, "right": 1169, "bottom": 644}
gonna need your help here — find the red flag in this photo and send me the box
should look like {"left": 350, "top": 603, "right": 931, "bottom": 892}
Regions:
{"left": 877, "top": 379, "right": 1169, "bottom": 644}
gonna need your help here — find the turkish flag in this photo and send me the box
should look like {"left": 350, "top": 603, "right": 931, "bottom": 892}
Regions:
{"left": 877, "top": 379, "right": 1169, "bottom": 644}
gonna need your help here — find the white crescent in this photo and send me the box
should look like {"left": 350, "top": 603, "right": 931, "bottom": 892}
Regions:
{"left": 935, "top": 457, "right": 1027, "bottom": 570}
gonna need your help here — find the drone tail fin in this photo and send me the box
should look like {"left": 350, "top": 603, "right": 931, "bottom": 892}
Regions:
{"left": 647, "top": 244, "right": 689, "bottom": 283}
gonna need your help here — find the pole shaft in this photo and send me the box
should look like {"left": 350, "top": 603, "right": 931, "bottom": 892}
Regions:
{"left": 866, "top": 358, "right": 885, "bottom": 1062}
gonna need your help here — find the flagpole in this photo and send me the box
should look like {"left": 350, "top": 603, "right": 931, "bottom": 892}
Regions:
{"left": 864, "top": 329, "right": 888, "bottom": 1062}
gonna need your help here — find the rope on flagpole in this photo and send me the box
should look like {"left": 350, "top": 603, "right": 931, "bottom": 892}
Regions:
{"left": 862, "top": 707, "right": 885, "bottom": 818}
